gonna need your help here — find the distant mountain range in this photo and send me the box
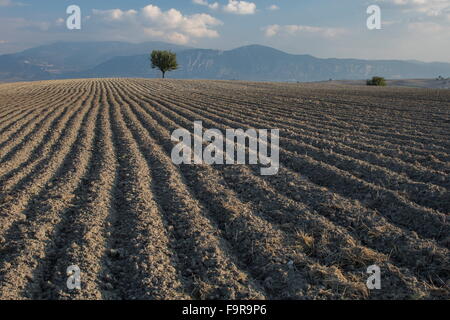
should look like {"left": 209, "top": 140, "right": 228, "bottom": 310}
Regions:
{"left": 0, "top": 41, "right": 189, "bottom": 81}
{"left": 1, "top": 41, "right": 450, "bottom": 82}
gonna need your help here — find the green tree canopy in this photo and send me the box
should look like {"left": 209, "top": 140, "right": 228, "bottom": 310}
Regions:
{"left": 150, "top": 50, "right": 179, "bottom": 79}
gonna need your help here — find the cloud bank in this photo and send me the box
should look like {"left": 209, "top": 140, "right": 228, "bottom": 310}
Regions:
{"left": 92, "top": 5, "right": 223, "bottom": 44}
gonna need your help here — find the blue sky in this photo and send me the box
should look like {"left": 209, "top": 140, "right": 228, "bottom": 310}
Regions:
{"left": 1, "top": 0, "right": 449, "bottom": 62}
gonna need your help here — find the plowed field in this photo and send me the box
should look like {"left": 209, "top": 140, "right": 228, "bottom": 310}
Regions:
{"left": 0, "top": 78, "right": 448, "bottom": 300}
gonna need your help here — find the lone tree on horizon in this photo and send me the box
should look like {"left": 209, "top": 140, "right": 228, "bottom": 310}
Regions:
{"left": 150, "top": 50, "right": 179, "bottom": 79}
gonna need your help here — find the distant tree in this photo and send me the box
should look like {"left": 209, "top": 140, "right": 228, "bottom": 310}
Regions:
{"left": 150, "top": 50, "right": 179, "bottom": 79}
{"left": 367, "top": 76, "right": 387, "bottom": 86}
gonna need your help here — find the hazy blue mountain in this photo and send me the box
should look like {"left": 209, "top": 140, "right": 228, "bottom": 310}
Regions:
{"left": 2, "top": 42, "right": 450, "bottom": 82}
{"left": 0, "top": 54, "right": 51, "bottom": 81}
{"left": 70, "top": 44, "right": 450, "bottom": 81}
{"left": 0, "top": 41, "right": 189, "bottom": 81}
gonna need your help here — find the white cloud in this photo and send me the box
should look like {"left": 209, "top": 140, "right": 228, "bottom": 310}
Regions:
{"left": 192, "top": 0, "right": 220, "bottom": 10}
{"left": 193, "top": 0, "right": 255, "bottom": 14}
{"left": 223, "top": 0, "right": 256, "bottom": 15}
{"left": 408, "top": 21, "right": 450, "bottom": 33}
{"left": 263, "top": 24, "right": 280, "bottom": 37}
{"left": 209, "top": 2, "right": 220, "bottom": 10}
{"left": 92, "top": 5, "right": 222, "bottom": 45}
{"left": 263, "top": 24, "right": 346, "bottom": 38}
{"left": 379, "top": 0, "right": 450, "bottom": 18}
{"left": 55, "top": 18, "right": 65, "bottom": 26}
{"left": 92, "top": 9, "right": 138, "bottom": 22}
{"left": 267, "top": 5, "right": 279, "bottom": 11}
{"left": 0, "top": 17, "right": 51, "bottom": 32}
{"left": 0, "top": 0, "right": 23, "bottom": 6}
{"left": 166, "top": 32, "right": 190, "bottom": 44}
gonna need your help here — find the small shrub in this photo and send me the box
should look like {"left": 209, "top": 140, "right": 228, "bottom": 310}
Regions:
{"left": 367, "top": 76, "right": 387, "bottom": 86}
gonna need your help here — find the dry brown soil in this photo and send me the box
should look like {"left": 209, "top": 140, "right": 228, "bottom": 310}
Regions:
{"left": 0, "top": 78, "right": 448, "bottom": 300}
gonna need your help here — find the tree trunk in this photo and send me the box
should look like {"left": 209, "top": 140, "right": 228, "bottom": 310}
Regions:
{"left": 162, "top": 71, "right": 165, "bottom": 79}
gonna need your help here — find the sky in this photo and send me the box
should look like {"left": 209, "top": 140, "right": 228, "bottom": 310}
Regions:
{"left": 0, "top": 0, "right": 449, "bottom": 62}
